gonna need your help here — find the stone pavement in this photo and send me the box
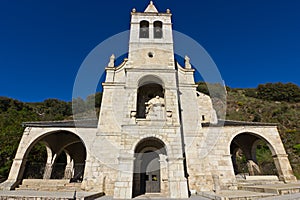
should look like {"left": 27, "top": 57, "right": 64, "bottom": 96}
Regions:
{"left": 200, "top": 190, "right": 276, "bottom": 200}
{"left": 95, "top": 193, "right": 300, "bottom": 200}
{"left": 241, "top": 182, "right": 300, "bottom": 195}
{"left": 0, "top": 190, "right": 103, "bottom": 199}
{"left": 95, "top": 195, "right": 210, "bottom": 200}
{"left": 1, "top": 190, "right": 300, "bottom": 200}
{"left": 259, "top": 193, "right": 300, "bottom": 200}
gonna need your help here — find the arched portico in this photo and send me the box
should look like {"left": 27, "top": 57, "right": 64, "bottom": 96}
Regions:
{"left": 2, "top": 130, "right": 87, "bottom": 190}
{"left": 229, "top": 132, "right": 296, "bottom": 182}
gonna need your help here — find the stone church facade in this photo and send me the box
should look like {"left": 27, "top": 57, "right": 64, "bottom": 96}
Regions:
{"left": 1, "top": 2, "right": 296, "bottom": 199}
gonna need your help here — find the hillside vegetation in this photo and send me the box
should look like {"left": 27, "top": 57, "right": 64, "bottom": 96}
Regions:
{"left": 0, "top": 83, "right": 299, "bottom": 181}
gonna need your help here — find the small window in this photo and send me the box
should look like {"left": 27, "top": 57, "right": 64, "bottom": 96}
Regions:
{"left": 154, "top": 21, "right": 163, "bottom": 38}
{"left": 148, "top": 52, "right": 154, "bottom": 58}
{"left": 140, "top": 20, "right": 149, "bottom": 38}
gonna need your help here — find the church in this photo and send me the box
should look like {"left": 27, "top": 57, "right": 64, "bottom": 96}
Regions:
{"left": 0, "top": 2, "right": 296, "bottom": 199}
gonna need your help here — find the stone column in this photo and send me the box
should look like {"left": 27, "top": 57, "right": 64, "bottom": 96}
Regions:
{"left": 247, "top": 161, "right": 254, "bottom": 176}
{"left": 168, "top": 157, "right": 189, "bottom": 199}
{"left": 113, "top": 153, "right": 135, "bottom": 199}
{"left": 43, "top": 163, "right": 53, "bottom": 179}
{"left": 43, "top": 147, "right": 55, "bottom": 179}
{"left": 64, "top": 160, "right": 74, "bottom": 179}
{"left": 246, "top": 160, "right": 261, "bottom": 176}
{"left": 273, "top": 154, "right": 297, "bottom": 182}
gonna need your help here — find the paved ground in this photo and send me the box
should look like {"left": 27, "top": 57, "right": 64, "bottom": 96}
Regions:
{"left": 0, "top": 190, "right": 300, "bottom": 199}
{"left": 258, "top": 193, "right": 300, "bottom": 200}
{"left": 200, "top": 190, "right": 276, "bottom": 200}
{"left": 0, "top": 190, "right": 211, "bottom": 200}
{"left": 96, "top": 195, "right": 210, "bottom": 200}
{"left": 95, "top": 193, "right": 300, "bottom": 200}
{"left": 0, "top": 190, "right": 103, "bottom": 199}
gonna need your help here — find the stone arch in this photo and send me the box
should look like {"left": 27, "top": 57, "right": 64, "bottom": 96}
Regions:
{"left": 154, "top": 21, "right": 163, "bottom": 38}
{"left": 229, "top": 132, "right": 278, "bottom": 177}
{"left": 131, "top": 135, "right": 170, "bottom": 154}
{"left": 137, "top": 74, "right": 164, "bottom": 88}
{"left": 139, "top": 20, "right": 149, "bottom": 38}
{"left": 132, "top": 137, "right": 168, "bottom": 197}
{"left": 134, "top": 137, "right": 167, "bottom": 156}
{"left": 228, "top": 130, "right": 277, "bottom": 155}
{"left": 15, "top": 130, "right": 87, "bottom": 187}
{"left": 136, "top": 75, "right": 165, "bottom": 118}
{"left": 20, "top": 130, "right": 87, "bottom": 160}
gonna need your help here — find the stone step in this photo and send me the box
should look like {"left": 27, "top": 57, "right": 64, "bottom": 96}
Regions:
{"left": 200, "top": 190, "right": 277, "bottom": 200}
{"left": 238, "top": 181, "right": 284, "bottom": 188}
{"left": 237, "top": 175, "right": 284, "bottom": 188}
{"left": 21, "top": 179, "right": 69, "bottom": 186}
{"left": 17, "top": 179, "right": 84, "bottom": 192}
{"left": 65, "top": 183, "right": 82, "bottom": 190}
{"left": 240, "top": 183, "right": 300, "bottom": 195}
{"left": 15, "top": 187, "right": 38, "bottom": 191}
{"left": 0, "top": 190, "right": 104, "bottom": 200}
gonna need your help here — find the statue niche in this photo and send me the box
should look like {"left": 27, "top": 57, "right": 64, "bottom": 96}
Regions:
{"left": 136, "top": 83, "right": 164, "bottom": 119}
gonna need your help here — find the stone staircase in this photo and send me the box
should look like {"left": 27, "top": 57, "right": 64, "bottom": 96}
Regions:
{"left": 200, "top": 176, "right": 300, "bottom": 200}
{"left": 240, "top": 183, "right": 300, "bottom": 195}
{"left": 16, "top": 179, "right": 82, "bottom": 192}
{"left": 237, "top": 175, "right": 283, "bottom": 188}
{"left": 237, "top": 176, "right": 300, "bottom": 196}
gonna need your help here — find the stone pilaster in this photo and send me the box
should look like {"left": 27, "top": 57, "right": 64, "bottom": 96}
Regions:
{"left": 0, "top": 158, "right": 26, "bottom": 190}
{"left": 114, "top": 154, "right": 135, "bottom": 199}
{"left": 168, "top": 157, "right": 189, "bottom": 198}
{"left": 159, "top": 154, "right": 169, "bottom": 197}
{"left": 273, "top": 154, "right": 297, "bottom": 182}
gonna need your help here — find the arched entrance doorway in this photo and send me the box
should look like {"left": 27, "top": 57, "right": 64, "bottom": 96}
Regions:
{"left": 230, "top": 132, "right": 278, "bottom": 177}
{"left": 132, "top": 137, "right": 167, "bottom": 197}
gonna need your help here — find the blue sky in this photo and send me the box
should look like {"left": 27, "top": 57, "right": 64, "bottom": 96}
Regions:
{"left": 0, "top": 0, "right": 299, "bottom": 102}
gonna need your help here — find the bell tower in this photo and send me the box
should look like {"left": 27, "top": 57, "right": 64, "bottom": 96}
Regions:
{"left": 128, "top": 1, "right": 175, "bottom": 70}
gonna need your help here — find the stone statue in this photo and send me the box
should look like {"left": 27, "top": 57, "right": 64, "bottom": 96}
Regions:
{"left": 108, "top": 54, "right": 115, "bottom": 67}
{"left": 145, "top": 96, "right": 165, "bottom": 119}
{"left": 185, "top": 55, "right": 192, "bottom": 69}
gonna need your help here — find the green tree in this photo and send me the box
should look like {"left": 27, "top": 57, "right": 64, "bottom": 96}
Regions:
{"left": 257, "top": 82, "right": 300, "bottom": 102}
